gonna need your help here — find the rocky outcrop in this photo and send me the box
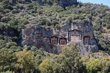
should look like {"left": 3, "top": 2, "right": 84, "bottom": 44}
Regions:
{"left": 22, "top": 20, "right": 98, "bottom": 55}
{"left": 22, "top": 24, "right": 59, "bottom": 53}
{"left": 59, "top": 0, "right": 78, "bottom": 8}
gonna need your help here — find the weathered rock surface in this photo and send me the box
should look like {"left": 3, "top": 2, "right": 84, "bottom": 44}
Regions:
{"left": 22, "top": 20, "right": 98, "bottom": 55}
{"left": 59, "top": 0, "right": 78, "bottom": 8}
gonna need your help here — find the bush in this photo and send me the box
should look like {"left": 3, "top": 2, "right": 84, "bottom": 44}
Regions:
{"left": 82, "top": 53, "right": 110, "bottom": 73}
{"left": 1, "top": 71, "right": 12, "bottom": 73}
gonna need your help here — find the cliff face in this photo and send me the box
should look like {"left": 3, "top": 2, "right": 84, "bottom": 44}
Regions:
{"left": 59, "top": 0, "right": 77, "bottom": 8}
{"left": 22, "top": 20, "right": 98, "bottom": 55}
{"left": 1, "top": 0, "right": 110, "bottom": 54}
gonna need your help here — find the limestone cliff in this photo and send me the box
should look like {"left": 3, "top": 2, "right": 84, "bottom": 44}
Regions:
{"left": 22, "top": 19, "right": 98, "bottom": 55}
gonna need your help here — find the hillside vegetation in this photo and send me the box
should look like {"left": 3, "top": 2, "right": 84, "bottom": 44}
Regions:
{"left": 0, "top": 0, "right": 110, "bottom": 73}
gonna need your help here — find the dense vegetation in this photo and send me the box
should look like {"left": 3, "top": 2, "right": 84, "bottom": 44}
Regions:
{"left": 0, "top": 0, "right": 110, "bottom": 73}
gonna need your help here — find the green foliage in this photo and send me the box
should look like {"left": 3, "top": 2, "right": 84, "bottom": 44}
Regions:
{"left": 1, "top": 71, "right": 12, "bottom": 73}
{"left": 15, "top": 49, "right": 36, "bottom": 73}
{"left": 39, "top": 58, "right": 60, "bottom": 73}
{"left": 0, "top": 48, "right": 16, "bottom": 72}
{"left": 8, "top": 17, "right": 28, "bottom": 30}
{"left": 39, "top": 45, "right": 86, "bottom": 73}
{"left": 0, "top": 40, "right": 7, "bottom": 49}
{"left": 59, "top": 45, "right": 86, "bottom": 73}
{"left": 82, "top": 53, "right": 110, "bottom": 73}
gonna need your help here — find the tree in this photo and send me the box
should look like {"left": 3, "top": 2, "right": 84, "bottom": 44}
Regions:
{"left": 58, "top": 45, "right": 86, "bottom": 73}
{"left": 1, "top": 71, "right": 12, "bottom": 73}
{"left": 39, "top": 45, "right": 86, "bottom": 73}
{"left": 39, "top": 58, "right": 59, "bottom": 73}
{"left": 82, "top": 52, "right": 110, "bottom": 73}
{"left": 0, "top": 48, "right": 16, "bottom": 72}
{"left": 15, "top": 49, "right": 36, "bottom": 73}
{"left": 0, "top": 0, "right": 13, "bottom": 9}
